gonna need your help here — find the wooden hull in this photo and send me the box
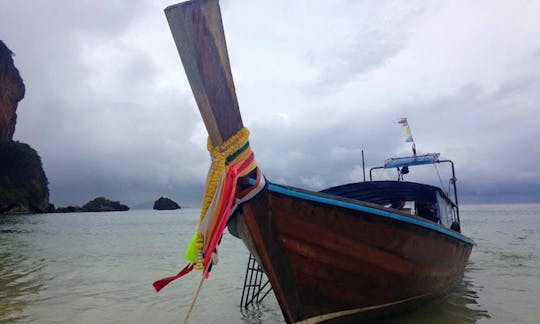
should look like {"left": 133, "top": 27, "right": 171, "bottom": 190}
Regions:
{"left": 228, "top": 183, "right": 473, "bottom": 323}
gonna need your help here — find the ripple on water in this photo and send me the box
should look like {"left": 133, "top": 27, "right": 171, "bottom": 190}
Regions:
{"left": 0, "top": 247, "right": 47, "bottom": 322}
{"left": 372, "top": 272, "right": 491, "bottom": 324}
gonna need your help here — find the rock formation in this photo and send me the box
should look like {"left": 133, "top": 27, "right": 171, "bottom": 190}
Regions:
{"left": 0, "top": 40, "right": 50, "bottom": 215}
{"left": 83, "top": 197, "right": 129, "bottom": 212}
{"left": 0, "top": 141, "right": 50, "bottom": 214}
{"left": 55, "top": 197, "right": 129, "bottom": 213}
{"left": 0, "top": 40, "right": 25, "bottom": 141}
{"left": 153, "top": 197, "right": 181, "bottom": 210}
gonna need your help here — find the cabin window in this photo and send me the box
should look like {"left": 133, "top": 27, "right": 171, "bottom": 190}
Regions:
{"left": 415, "top": 201, "right": 438, "bottom": 223}
{"left": 402, "top": 201, "right": 414, "bottom": 214}
{"left": 436, "top": 193, "right": 454, "bottom": 228}
{"left": 385, "top": 201, "right": 414, "bottom": 214}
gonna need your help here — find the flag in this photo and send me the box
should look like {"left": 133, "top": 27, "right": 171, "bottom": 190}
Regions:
{"left": 398, "top": 117, "right": 408, "bottom": 125}
{"left": 398, "top": 117, "right": 415, "bottom": 145}
{"left": 405, "top": 125, "right": 412, "bottom": 136}
{"left": 397, "top": 117, "right": 416, "bottom": 154}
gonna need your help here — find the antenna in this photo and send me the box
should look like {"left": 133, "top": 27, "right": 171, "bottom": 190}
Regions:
{"left": 362, "top": 150, "right": 366, "bottom": 182}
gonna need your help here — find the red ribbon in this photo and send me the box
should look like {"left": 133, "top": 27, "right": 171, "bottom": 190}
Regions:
{"left": 153, "top": 264, "right": 194, "bottom": 292}
{"left": 203, "top": 154, "right": 255, "bottom": 277}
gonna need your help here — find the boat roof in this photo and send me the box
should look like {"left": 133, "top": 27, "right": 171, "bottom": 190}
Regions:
{"left": 320, "top": 180, "right": 453, "bottom": 207}
{"left": 383, "top": 153, "right": 440, "bottom": 168}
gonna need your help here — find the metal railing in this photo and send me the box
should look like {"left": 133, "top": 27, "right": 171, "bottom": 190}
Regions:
{"left": 240, "top": 254, "right": 272, "bottom": 308}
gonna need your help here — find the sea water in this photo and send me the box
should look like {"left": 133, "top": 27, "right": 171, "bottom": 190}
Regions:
{"left": 1, "top": 205, "right": 539, "bottom": 323}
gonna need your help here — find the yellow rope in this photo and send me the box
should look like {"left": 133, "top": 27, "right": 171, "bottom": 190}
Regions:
{"left": 201, "top": 127, "right": 250, "bottom": 216}
{"left": 177, "top": 128, "right": 253, "bottom": 323}
{"left": 187, "top": 127, "right": 251, "bottom": 270}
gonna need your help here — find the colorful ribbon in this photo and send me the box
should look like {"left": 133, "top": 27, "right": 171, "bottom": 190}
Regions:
{"left": 153, "top": 127, "right": 265, "bottom": 291}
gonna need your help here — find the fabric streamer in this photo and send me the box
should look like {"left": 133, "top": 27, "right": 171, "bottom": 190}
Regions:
{"left": 153, "top": 127, "right": 265, "bottom": 291}
{"left": 398, "top": 117, "right": 416, "bottom": 155}
{"left": 153, "top": 264, "right": 194, "bottom": 292}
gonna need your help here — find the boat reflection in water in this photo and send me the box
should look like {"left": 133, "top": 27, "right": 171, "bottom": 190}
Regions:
{"left": 377, "top": 266, "right": 491, "bottom": 324}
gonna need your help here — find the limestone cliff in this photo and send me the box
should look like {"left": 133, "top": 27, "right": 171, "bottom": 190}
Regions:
{"left": 0, "top": 40, "right": 25, "bottom": 141}
{"left": 0, "top": 41, "right": 49, "bottom": 215}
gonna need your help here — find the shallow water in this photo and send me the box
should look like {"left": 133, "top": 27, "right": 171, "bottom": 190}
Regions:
{"left": 0, "top": 204, "right": 539, "bottom": 323}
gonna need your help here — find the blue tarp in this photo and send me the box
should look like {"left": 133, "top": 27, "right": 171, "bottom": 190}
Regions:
{"left": 384, "top": 153, "right": 440, "bottom": 168}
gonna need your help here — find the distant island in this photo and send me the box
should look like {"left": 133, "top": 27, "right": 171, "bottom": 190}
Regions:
{"left": 55, "top": 197, "right": 129, "bottom": 213}
{"left": 153, "top": 197, "right": 181, "bottom": 210}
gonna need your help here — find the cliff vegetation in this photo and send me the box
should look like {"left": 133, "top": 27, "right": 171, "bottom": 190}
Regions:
{"left": 0, "top": 141, "right": 50, "bottom": 214}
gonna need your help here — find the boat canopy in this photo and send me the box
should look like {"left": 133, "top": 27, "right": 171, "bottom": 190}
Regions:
{"left": 384, "top": 153, "right": 440, "bottom": 168}
{"left": 321, "top": 180, "right": 450, "bottom": 207}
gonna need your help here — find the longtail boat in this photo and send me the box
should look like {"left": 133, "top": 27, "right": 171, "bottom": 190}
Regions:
{"left": 161, "top": 1, "right": 473, "bottom": 323}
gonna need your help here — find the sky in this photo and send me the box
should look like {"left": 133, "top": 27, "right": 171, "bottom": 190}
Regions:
{"left": 1, "top": 0, "right": 539, "bottom": 207}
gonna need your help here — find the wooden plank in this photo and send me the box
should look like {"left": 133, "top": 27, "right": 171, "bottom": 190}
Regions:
{"left": 241, "top": 196, "right": 305, "bottom": 323}
{"left": 165, "top": 0, "right": 243, "bottom": 146}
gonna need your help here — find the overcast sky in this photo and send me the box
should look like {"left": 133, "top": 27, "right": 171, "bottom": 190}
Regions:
{"left": 1, "top": 0, "right": 539, "bottom": 207}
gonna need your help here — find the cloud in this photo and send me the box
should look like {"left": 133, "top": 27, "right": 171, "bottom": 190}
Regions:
{"left": 1, "top": 0, "right": 540, "bottom": 206}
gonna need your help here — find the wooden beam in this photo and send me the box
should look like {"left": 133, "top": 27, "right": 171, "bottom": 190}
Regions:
{"left": 165, "top": 0, "right": 243, "bottom": 146}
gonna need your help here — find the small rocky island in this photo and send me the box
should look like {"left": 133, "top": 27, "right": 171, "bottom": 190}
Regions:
{"left": 153, "top": 197, "right": 181, "bottom": 210}
{"left": 56, "top": 197, "right": 129, "bottom": 213}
